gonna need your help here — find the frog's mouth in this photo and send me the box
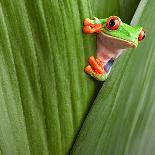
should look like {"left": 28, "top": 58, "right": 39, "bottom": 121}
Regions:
{"left": 100, "top": 32, "right": 137, "bottom": 49}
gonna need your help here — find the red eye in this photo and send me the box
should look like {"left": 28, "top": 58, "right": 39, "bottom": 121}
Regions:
{"left": 138, "top": 29, "right": 145, "bottom": 41}
{"left": 106, "top": 16, "right": 120, "bottom": 30}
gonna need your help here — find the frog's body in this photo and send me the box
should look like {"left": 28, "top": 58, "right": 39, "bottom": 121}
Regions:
{"left": 83, "top": 16, "right": 145, "bottom": 81}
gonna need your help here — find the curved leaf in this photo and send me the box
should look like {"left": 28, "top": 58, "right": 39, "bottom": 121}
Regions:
{"left": 0, "top": 0, "right": 141, "bottom": 155}
{"left": 71, "top": 0, "right": 155, "bottom": 155}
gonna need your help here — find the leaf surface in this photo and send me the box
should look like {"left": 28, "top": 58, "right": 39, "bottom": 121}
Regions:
{"left": 0, "top": 0, "right": 140, "bottom": 154}
{"left": 71, "top": 0, "right": 155, "bottom": 155}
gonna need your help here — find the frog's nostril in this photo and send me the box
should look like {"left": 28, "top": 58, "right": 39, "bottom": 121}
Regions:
{"left": 138, "top": 28, "right": 145, "bottom": 41}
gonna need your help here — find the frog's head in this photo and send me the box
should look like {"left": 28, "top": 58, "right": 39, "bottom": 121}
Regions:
{"left": 101, "top": 16, "right": 145, "bottom": 48}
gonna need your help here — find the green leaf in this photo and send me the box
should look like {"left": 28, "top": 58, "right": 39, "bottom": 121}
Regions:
{"left": 71, "top": 0, "right": 155, "bottom": 155}
{"left": 91, "top": 0, "right": 140, "bottom": 23}
{"left": 0, "top": 0, "right": 140, "bottom": 155}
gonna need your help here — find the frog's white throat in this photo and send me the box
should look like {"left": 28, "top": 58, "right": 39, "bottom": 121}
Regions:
{"left": 97, "top": 32, "right": 136, "bottom": 65}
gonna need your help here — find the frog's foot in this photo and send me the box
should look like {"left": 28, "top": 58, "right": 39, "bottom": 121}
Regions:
{"left": 84, "top": 56, "right": 108, "bottom": 81}
{"left": 83, "top": 24, "right": 102, "bottom": 34}
{"left": 88, "top": 56, "right": 104, "bottom": 74}
{"left": 85, "top": 65, "right": 108, "bottom": 81}
{"left": 84, "top": 18, "right": 94, "bottom": 26}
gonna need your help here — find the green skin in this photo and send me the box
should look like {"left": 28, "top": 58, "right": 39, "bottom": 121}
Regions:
{"left": 85, "top": 16, "right": 144, "bottom": 81}
{"left": 94, "top": 17, "right": 142, "bottom": 47}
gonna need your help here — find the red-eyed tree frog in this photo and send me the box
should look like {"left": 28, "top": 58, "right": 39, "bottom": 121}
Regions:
{"left": 83, "top": 16, "right": 145, "bottom": 81}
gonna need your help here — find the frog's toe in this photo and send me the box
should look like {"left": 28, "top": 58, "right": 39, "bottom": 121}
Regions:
{"left": 96, "top": 58, "right": 103, "bottom": 67}
{"left": 84, "top": 65, "right": 93, "bottom": 74}
{"left": 83, "top": 18, "right": 93, "bottom": 26}
{"left": 83, "top": 26, "right": 92, "bottom": 33}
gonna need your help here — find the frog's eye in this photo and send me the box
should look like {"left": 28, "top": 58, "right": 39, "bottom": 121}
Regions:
{"left": 138, "top": 29, "right": 145, "bottom": 41}
{"left": 106, "top": 16, "right": 120, "bottom": 30}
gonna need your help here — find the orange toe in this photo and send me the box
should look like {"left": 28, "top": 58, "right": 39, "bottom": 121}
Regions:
{"left": 84, "top": 65, "right": 93, "bottom": 74}
{"left": 83, "top": 26, "right": 94, "bottom": 34}
{"left": 89, "top": 56, "right": 95, "bottom": 62}
{"left": 83, "top": 26, "right": 90, "bottom": 33}
{"left": 93, "top": 24, "right": 102, "bottom": 33}
{"left": 84, "top": 18, "right": 93, "bottom": 26}
{"left": 96, "top": 59, "right": 102, "bottom": 67}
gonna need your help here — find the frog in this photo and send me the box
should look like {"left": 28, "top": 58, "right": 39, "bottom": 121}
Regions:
{"left": 83, "top": 16, "right": 145, "bottom": 81}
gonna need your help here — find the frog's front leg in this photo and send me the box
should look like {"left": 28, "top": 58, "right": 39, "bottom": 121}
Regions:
{"left": 84, "top": 56, "right": 108, "bottom": 81}
{"left": 83, "top": 17, "right": 102, "bottom": 34}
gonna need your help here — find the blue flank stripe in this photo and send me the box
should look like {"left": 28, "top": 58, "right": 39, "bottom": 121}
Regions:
{"left": 104, "top": 59, "right": 114, "bottom": 72}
